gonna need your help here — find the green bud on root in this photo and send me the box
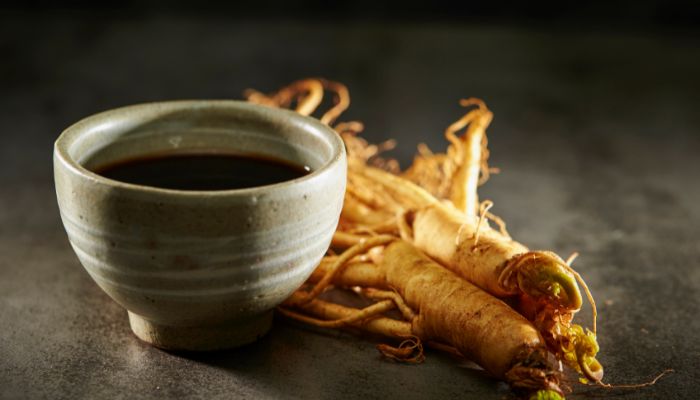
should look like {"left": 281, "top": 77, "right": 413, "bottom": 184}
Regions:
{"left": 529, "top": 389, "right": 565, "bottom": 400}
{"left": 517, "top": 258, "right": 583, "bottom": 311}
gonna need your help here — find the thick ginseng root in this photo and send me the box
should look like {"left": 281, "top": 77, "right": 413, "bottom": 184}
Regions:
{"left": 308, "top": 257, "right": 588, "bottom": 375}
{"left": 354, "top": 166, "right": 582, "bottom": 308}
{"left": 411, "top": 202, "right": 582, "bottom": 309}
{"left": 286, "top": 239, "right": 564, "bottom": 398}
{"left": 381, "top": 241, "right": 560, "bottom": 394}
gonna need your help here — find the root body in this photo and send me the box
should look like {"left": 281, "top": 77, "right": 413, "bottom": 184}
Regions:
{"left": 382, "top": 241, "right": 551, "bottom": 383}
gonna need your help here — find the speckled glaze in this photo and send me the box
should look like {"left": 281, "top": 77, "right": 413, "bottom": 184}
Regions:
{"left": 54, "top": 101, "right": 346, "bottom": 350}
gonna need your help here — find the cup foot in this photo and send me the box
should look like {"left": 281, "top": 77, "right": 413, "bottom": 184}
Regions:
{"left": 128, "top": 311, "right": 273, "bottom": 351}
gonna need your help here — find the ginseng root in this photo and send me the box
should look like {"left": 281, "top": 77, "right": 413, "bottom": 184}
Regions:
{"left": 347, "top": 165, "right": 603, "bottom": 383}
{"left": 282, "top": 239, "right": 564, "bottom": 398}
{"left": 244, "top": 78, "right": 351, "bottom": 125}
{"left": 403, "top": 98, "right": 495, "bottom": 215}
{"left": 246, "top": 79, "right": 602, "bottom": 395}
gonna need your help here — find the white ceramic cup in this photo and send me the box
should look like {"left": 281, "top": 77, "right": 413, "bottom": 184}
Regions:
{"left": 54, "top": 100, "right": 346, "bottom": 350}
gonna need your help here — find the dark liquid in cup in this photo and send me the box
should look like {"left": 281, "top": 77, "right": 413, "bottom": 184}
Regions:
{"left": 93, "top": 153, "right": 310, "bottom": 190}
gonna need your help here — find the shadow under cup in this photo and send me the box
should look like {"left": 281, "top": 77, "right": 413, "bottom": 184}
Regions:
{"left": 54, "top": 101, "right": 347, "bottom": 351}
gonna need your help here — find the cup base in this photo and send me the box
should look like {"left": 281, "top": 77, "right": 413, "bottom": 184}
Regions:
{"left": 128, "top": 311, "right": 273, "bottom": 351}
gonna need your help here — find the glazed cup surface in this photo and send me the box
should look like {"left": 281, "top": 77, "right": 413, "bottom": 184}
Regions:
{"left": 54, "top": 100, "right": 346, "bottom": 350}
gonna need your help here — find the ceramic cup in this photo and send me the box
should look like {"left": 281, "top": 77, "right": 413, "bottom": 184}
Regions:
{"left": 54, "top": 100, "right": 346, "bottom": 350}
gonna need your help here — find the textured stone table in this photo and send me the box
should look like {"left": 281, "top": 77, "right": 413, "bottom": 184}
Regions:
{"left": 1, "top": 15, "right": 699, "bottom": 399}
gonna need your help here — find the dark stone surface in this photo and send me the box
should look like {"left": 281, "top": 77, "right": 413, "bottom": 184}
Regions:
{"left": 1, "top": 15, "right": 699, "bottom": 399}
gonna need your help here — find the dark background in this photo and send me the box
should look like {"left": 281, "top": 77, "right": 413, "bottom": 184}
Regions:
{"left": 1, "top": 3, "right": 699, "bottom": 399}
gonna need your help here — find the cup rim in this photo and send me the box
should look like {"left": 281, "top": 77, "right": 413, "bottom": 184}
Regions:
{"left": 54, "top": 100, "right": 346, "bottom": 197}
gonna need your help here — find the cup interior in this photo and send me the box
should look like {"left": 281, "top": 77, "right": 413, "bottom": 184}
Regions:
{"left": 60, "top": 101, "right": 339, "bottom": 188}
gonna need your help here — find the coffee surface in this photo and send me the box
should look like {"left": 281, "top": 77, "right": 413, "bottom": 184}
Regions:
{"left": 93, "top": 153, "right": 310, "bottom": 190}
